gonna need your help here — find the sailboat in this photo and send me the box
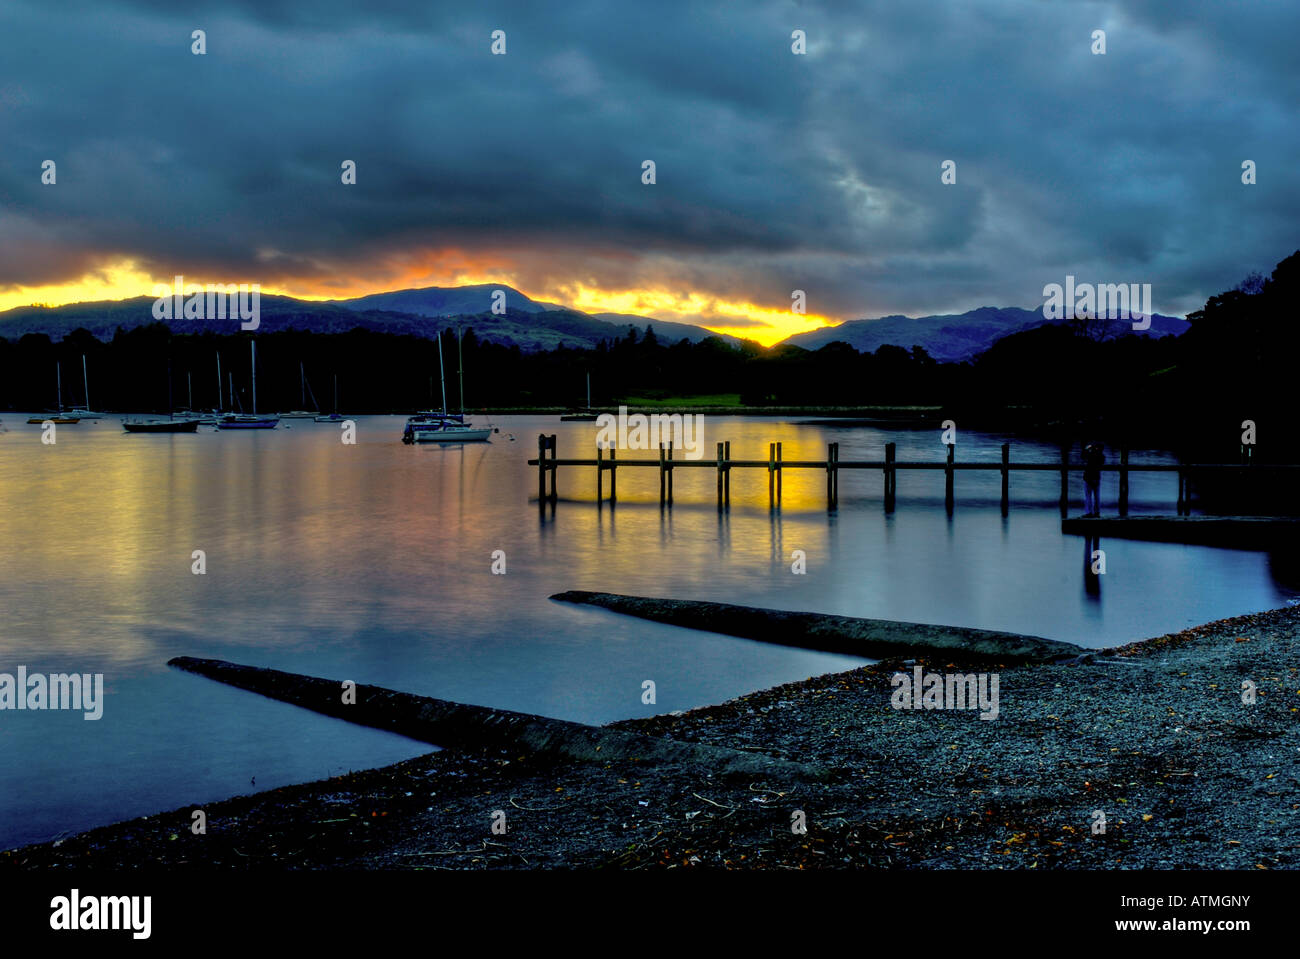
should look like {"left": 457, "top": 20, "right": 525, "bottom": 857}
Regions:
{"left": 402, "top": 330, "right": 492, "bottom": 443}
{"left": 28, "top": 362, "right": 80, "bottom": 424}
{"left": 123, "top": 359, "right": 200, "bottom": 433}
{"left": 314, "top": 375, "right": 346, "bottom": 422}
{"left": 560, "top": 372, "right": 599, "bottom": 421}
{"left": 217, "top": 341, "right": 280, "bottom": 429}
{"left": 63, "top": 356, "right": 106, "bottom": 419}
{"left": 281, "top": 363, "right": 319, "bottom": 418}
{"left": 191, "top": 353, "right": 225, "bottom": 424}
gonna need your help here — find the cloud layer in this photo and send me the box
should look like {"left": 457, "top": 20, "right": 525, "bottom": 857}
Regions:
{"left": 1, "top": 0, "right": 1296, "bottom": 341}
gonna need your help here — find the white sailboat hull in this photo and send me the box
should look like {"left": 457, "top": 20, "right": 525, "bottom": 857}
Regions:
{"left": 410, "top": 426, "right": 492, "bottom": 443}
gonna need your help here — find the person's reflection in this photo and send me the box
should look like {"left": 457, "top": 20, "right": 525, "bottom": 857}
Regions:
{"left": 1084, "top": 534, "right": 1102, "bottom": 599}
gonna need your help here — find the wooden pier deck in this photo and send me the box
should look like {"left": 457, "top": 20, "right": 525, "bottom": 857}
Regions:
{"left": 529, "top": 434, "right": 1295, "bottom": 515}
{"left": 1062, "top": 515, "right": 1300, "bottom": 548}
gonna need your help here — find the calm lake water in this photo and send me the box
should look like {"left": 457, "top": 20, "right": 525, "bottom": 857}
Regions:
{"left": 0, "top": 413, "right": 1295, "bottom": 850}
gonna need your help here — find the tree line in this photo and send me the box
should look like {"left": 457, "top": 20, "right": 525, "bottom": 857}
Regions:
{"left": 2, "top": 251, "right": 1296, "bottom": 470}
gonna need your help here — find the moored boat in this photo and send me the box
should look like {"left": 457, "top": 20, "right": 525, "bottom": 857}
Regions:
{"left": 123, "top": 418, "right": 200, "bottom": 433}
{"left": 216, "top": 413, "right": 280, "bottom": 429}
{"left": 313, "top": 375, "right": 347, "bottom": 422}
{"left": 29, "top": 362, "right": 79, "bottom": 423}
{"left": 402, "top": 412, "right": 493, "bottom": 443}
{"left": 280, "top": 362, "right": 319, "bottom": 418}
{"left": 560, "top": 373, "right": 599, "bottom": 420}
{"left": 402, "top": 331, "right": 492, "bottom": 443}
{"left": 122, "top": 357, "right": 199, "bottom": 433}
{"left": 216, "top": 342, "right": 278, "bottom": 429}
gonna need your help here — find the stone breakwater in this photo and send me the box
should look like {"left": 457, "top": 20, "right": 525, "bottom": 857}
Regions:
{"left": 3, "top": 605, "right": 1296, "bottom": 870}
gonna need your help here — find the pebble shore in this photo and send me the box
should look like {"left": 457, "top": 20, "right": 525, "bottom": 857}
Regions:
{"left": 4, "top": 605, "right": 1298, "bottom": 870}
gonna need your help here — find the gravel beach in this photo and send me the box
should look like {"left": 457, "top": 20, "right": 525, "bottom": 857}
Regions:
{"left": 4, "top": 605, "right": 1298, "bottom": 870}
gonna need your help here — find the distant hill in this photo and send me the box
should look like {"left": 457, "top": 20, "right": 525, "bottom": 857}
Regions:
{"left": 588, "top": 312, "right": 746, "bottom": 347}
{"left": 0, "top": 284, "right": 746, "bottom": 352}
{"left": 781, "top": 306, "right": 1188, "bottom": 362}
{"left": 330, "top": 285, "right": 747, "bottom": 348}
{"left": 330, "top": 283, "right": 568, "bottom": 317}
{"left": 0, "top": 289, "right": 1186, "bottom": 360}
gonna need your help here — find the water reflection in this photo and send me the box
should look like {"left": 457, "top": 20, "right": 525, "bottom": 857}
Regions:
{"left": 1084, "top": 535, "right": 1103, "bottom": 601}
{"left": 0, "top": 414, "right": 1294, "bottom": 850}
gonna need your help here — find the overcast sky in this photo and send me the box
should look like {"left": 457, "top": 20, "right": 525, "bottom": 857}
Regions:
{"left": 1, "top": 0, "right": 1296, "bottom": 343}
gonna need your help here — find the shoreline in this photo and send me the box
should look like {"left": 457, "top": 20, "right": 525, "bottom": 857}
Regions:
{"left": 4, "top": 604, "right": 1298, "bottom": 870}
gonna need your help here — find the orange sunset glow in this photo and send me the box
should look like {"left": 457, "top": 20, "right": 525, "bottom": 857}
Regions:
{"left": 0, "top": 258, "right": 841, "bottom": 347}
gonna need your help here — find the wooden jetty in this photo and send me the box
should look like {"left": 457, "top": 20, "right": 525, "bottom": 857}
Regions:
{"left": 530, "top": 434, "right": 1298, "bottom": 515}
{"left": 1062, "top": 515, "right": 1300, "bottom": 548}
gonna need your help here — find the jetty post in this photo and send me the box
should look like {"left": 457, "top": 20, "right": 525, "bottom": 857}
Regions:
{"left": 884, "top": 442, "right": 897, "bottom": 512}
{"left": 716, "top": 442, "right": 725, "bottom": 510}
{"left": 945, "top": 441, "right": 955, "bottom": 513}
{"left": 724, "top": 441, "right": 732, "bottom": 507}
{"left": 537, "top": 433, "right": 546, "bottom": 503}
{"left": 537, "top": 434, "right": 558, "bottom": 503}
{"left": 667, "top": 442, "right": 674, "bottom": 505}
{"left": 548, "top": 434, "right": 558, "bottom": 501}
{"left": 1059, "top": 445, "right": 1069, "bottom": 517}
{"left": 1118, "top": 447, "right": 1129, "bottom": 516}
{"left": 826, "top": 442, "right": 839, "bottom": 510}
{"left": 1000, "top": 443, "right": 1010, "bottom": 515}
{"left": 658, "top": 443, "right": 667, "bottom": 507}
{"left": 776, "top": 442, "right": 783, "bottom": 507}
{"left": 833, "top": 443, "right": 840, "bottom": 504}
{"left": 768, "top": 443, "right": 776, "bottom": 508}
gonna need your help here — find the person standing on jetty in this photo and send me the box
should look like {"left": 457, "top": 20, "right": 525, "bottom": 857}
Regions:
{"left": 1083, "top": 441, "right": 1104, "bottom": 517}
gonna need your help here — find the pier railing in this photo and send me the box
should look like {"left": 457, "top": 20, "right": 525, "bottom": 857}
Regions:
{"left": 528, "top": 434, "right": 1297, "bottom": 515}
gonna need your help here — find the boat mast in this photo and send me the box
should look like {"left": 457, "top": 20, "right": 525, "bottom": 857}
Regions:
{"left": 586, "top": 372, "right": 591, "bottom": 410}
{"left": 187, "top": 371, "right": 193, "bottom": 411}
{"left": 457, "top": 326, "right": 464, "bottom": 415}
{"left": 82, "top": 355, "right": 90, "bottom": 411}
{"left": 56, "top": 362, "right": 62, "bottom": 413}
{"left": 250, "top": 340, "right": 257, "bottom": 415}
{"left": 437, "top": 331, "right": 448, "bottom": 415}
{"left": 167, "top": 358, "right": 174, "bottom": 420}
{"left": 300, "top": 361, "right": 306, "bottom": 408}
{"left": 229, "top": 372, "right": 237, "bottom": 412}
{"left": 216, "top": 353, "right": 223, "bottom": 411}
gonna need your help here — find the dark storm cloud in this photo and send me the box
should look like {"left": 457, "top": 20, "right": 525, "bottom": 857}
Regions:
{"left": 0, "top": 0, "right": 1296, "bottom": 320}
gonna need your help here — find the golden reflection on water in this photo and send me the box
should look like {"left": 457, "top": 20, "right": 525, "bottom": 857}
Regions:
{"left": 0, "top": 413, "right": 1291, "bottom": 673}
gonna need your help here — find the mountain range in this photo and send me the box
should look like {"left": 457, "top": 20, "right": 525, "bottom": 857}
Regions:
{"left": 783, "top": 306, "right": 1188, "bottom": 362}
{"left": 0, "top": 285, "right": 743, "bottom": 353}
{"left": 0, "top": 286, "right": 1188, "bottom": 361}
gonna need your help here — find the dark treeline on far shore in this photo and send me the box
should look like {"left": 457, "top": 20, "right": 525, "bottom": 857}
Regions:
{"left": 2, "top": 252, "right": 1297, "bottom": 466}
